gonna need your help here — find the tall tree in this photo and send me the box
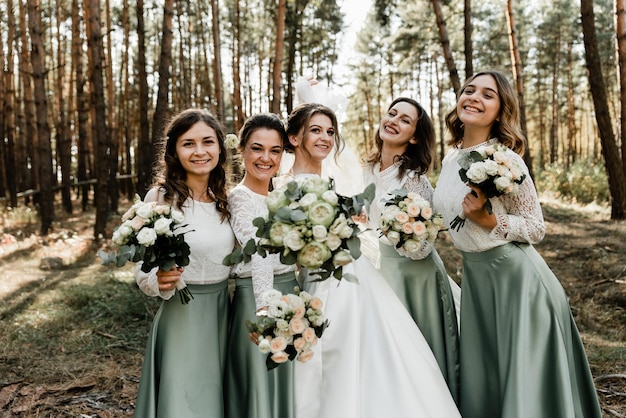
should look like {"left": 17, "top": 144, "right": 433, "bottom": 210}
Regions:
{"left": 210, "top": 0, "right": 224, "bottom": 119}
{"left": 505, "top": 0, "right": 533, "bottom": 177}
{"left": 84, "top": 0, "right": 111, "bottom": 237}
{"left": 464, "top": 0, "right": 473, "bottom": 78}
{"left": 4, "top": 0, "right": 18, "bottom": 207}
{"left": 26, "top": 0, "right": 55, "bottom": 235}
{"left": 431, "top": 0, "right": 461, "bottom": 93}
{"left": 151, "top": 0, "right": 175, "bottom": 157}
{"left": 271, "top": 0, "right": 287, "bottom": 114}
{"left": 617, "top": 0, "right": 626, "bottom": 176}
{"left": 581, "top": 0, "right": 626, "bottom": 219}
{"left": 136, "top": 0, "right": 152, "bottom": 196}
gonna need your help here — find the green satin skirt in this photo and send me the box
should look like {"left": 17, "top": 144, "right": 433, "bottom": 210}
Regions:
{"left": 134, "top": 281, "right": 230, "bottom": 418}
{"left": 224, "top": 271, "right": 299, "bottom": 418}
{"left": 378, "top": 243, "right": 460, "bottom": 404}
{"left": 459, "top": 243, "right": 602, "bottom": 418}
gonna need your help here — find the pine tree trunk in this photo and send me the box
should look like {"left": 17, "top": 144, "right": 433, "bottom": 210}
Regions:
{"left": 581, "top": 0, "right": 626, "bottom": 219}
{"left": 26, "top": 0, "right": 55, "bottom": 235}
{"left": 210, "top": 0, "right": 224, "bottom": 120}
{"left": 136, "top": 0, "right": 152, "bottom": 197}
{"left": 3, "top": 0, "right": 17, "bottom": 207}
{"left": 431, "top": 0, "right": 461, "bottom": 93}
{"left": 271, "top": 0, "right": 286, "bottom": 114}
{"left": 84, "top": 0, "right": 111, "bottom": 238}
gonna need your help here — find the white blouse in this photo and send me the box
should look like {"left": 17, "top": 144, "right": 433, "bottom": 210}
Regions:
{"left": 363, "top": 161, "right": 435, "bottom": 260}
{"left": 136, "top": 189, "right": 235, "bottom": 299}
{"left": 432, "top": 140, "right": 545, "bottom": 253}
{"left": 229, "top": 184, "right": 297, "bottom": 310}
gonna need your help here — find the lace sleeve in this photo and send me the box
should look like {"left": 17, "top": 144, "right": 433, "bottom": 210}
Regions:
{"left": 229, "top": 187, "right": 275, "bottom": 309}
{"left": 489, "top": 155, "right": 546, "bottom": 244}
{"left": 401, "top": 173, "right": 435, "bottom": 260}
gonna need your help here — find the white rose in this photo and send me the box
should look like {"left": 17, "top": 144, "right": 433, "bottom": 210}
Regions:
{"left": 308, "top": 201, "right": 336, "bottom": 227}
{"left": 333, "top": 250, "right": 353, "bottom": 267}
{"left": 299, "top": 192, "right": 319, "bottom": 209}
{"left": 311, "top": 225, "right": 328, "bottom": 242}
{"left": 406, "top": 192, "right": 420, "bottom": 200}
{"left": 269, "top": 222, "right": 292, "bottom": 246}
{"left": 136, "top": 202, "right": 156, "bottom": 219}
{"left": 276, "top": 319, "right": 289, "bottom": 331}
{"left": 494, "top": 176, "right": 513, "bottom": 193}
{"left": 266, "top": 189, "right": 290, "bottom": 214}
{"left": 113, "top": 224, "right": 133, "bottom": 246}
{"left": 258, "top": 338, "right": 271, "bottom": 354}
{"left": 466, "top": 162, "right": 489, "bottom": 183}
{"left": 381, "top": 204, "right": 401, "bottom": 221}
{"left": 263, "top": 289, "right": 283, "bottom": 301}
{"left": 302, "top": 177, "right": 330, "bottom": 197}
{"left": 321, "top": 190, "right": 339, "bottom": 205}
{"left": 153, "top": 217, "right": 173, "bottom": 236}
{"left": 171, "top": 209, "right": 185, "bottom": 223}
{"left": 483, "top": 159, "right": 499, "bottom": 176}
{"left": 284, "top": 230, "right": 306, "bottom": 251}
{"left": 297, "top": 242, "right": 331, "bottom": 269}
{"left": 325, "top": 233, "right": 342, "bottom": 251}
{"left": 136, "top": 227, "right": 157, "bottom": 246}
{"left": 386, "top": 230, "right": 401, "bottom": 246}
{"left": 402, "top": 239, "right": 423, "bottom": 256}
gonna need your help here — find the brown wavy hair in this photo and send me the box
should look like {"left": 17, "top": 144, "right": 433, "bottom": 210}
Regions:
{"left": 365, "top": 97, "right": 435, "bottom": 178}
{"left": 152, "top": 108, "right": 230, "bottom": 221}
{"left": 284, "top": 102, "right": 344, "bottom": 162}
{"left": 445, "top": 70, "right": 526, "bottom": 155}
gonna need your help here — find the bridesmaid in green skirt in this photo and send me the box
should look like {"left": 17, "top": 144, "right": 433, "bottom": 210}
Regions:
{"left": 134, "top": 108, "right": 236, "bottom": 417}
{"left": 433, "top": 70, "right": 602, "bottom": 417}
{"left": 363, "top": 97, "right": 460, "bottom": 404}
{"left": 224, "top": 113, "right": 298, "bottom": 418}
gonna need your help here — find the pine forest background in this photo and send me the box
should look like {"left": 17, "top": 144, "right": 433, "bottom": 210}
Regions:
{"left": 1, "top": 0, "right": 626, "bottom": 238}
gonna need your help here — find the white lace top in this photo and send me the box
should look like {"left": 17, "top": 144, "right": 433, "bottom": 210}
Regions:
{"left": 136, "top": 188, "right": 235, "bottom": 299}
{"left": 364, "top": 162, "right": 434, "bottom": 260}
{"left": 229, "top": 184, "right": 297, "bottom": 309}
{"left": 432, "top": 140, "right": 545, "bottom": 252}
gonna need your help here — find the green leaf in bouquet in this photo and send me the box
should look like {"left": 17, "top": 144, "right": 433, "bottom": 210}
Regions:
{"left": 342, "top": 272, "right": 359, "bottom": 283}
{"left": 279, "top": 250, "right": 297, "bottom": 265}
{"left": 266, "top": 356, "right": 280, "bottom": 371}
{"left": 290, "top": 209, "right": 307, "bottom": 222}
{"left": 484, "top": 199, "right": 493, "bottom": 215}
{"left": 222, "top": 248, "right": 243, "bottom": 266}
{"left": 97, "top": 249, "right": 118, "bottom": 266}
{"left": 243, "top": 238, "right": 258, "bottom": 256}
{"left": 252, "top": 216, "right": 268, "bottom": 233}
{"left": 459, "top": 168, "right": 470, "bottom": 184}
{"left": 346, "top": 236, "right": 362, "bottom": 260}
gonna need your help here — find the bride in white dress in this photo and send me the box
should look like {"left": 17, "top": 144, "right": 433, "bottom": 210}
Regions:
{"left": 275, "top": 86, "right": 460, "bottom": 418}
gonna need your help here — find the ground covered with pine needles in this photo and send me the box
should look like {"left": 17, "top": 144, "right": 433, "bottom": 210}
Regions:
{"left": 0, "top": 196, "right": 625, "bottom": 417}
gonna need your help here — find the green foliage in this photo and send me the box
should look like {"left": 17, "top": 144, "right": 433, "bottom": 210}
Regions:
{"left": 535, "top": 160, "right": 610, "bottom": 204}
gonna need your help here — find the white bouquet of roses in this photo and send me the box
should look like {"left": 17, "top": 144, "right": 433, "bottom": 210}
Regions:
{"left": 247, "top": 287, "right": 329, "bottom": 370}
{"left": 379, "top": 189, "right": 444, "bottom": 260}
{"left": 450, "top": 142, "right": 526, "bottom": 231}
{"left": 98, "top": 195, "right": 194, "bottom": 304}
{"left": 224, "top": 177, "right": 375, "bottom": 282}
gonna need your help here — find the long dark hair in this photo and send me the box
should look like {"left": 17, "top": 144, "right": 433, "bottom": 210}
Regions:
{"left": 365, "top": 97, "right": 435, "bottom": 178}
{"left": 153, "top": 108, "right": 230, "bottom": 220}
{"left": 238, "top": 113, "right": 289, "bottom": 151}
{"left": 445, "top": 70, "right": 526, "bottom": 155}
{"left": 284, "top": 102, "right": 344, "bottom": 161}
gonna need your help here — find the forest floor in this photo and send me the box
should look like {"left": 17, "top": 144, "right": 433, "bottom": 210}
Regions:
{"left": 0, "top": 195, "right": 625, "bottom": 417}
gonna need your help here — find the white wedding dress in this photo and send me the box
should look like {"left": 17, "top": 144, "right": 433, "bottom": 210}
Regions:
{"left": 279, "top": 174, "right": 461, "bottom": 418}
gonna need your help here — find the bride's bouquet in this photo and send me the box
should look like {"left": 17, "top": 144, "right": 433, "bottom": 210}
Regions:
{"left": 450, "top": 142, "right": 526, "bottom": 231}
{"left": 223, "top": 177, "right": 375, "bottom": 282}
{"left": 248, "top": 287, "right": 329, "bottom": 370}
{"left": 379, "top": 189, "right": 444, "bottom": 259}
{"left": 98, "top": 195, "right": 194, "bottom": 304}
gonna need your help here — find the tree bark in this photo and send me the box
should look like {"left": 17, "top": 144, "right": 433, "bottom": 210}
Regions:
{"left": 3, "top": 0, "right": 18, "bottom": 207}
{"left": 210, "top": 0, "right": 224, "bottom": 120}
{"left": 136, "top": 0, "right": 152, "bottom": 197}
{"left": 151, "top": 0, "right": 174, "bottom": 160}
{"left": 430, "top": 0, "right": 461, "bottom": 93}
{"left": 271, "top": 0, "right": 286, "bottom": 114}
{"left": 581, "top": 0, "right": 626, "bottom": 219}
{"left": 505, "top": 0, "right": 533, "bottom": 177}
{"left": 27, "top": 0, "right": 55, "bottom": 235}
{"left": 464, "top": 0, "right": 473, "bottom": 79}
{"left": 617, "top": 0, "right": 626, "bottom": 177}
{"left": 84, "top": 0, "right": 111, "bottom": 237}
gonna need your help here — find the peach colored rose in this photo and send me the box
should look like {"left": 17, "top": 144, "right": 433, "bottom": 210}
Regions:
{"left": 302, "top": 327, "right": 318, "bottom": 344}
{"left": 271, "top": 351, "right": 289, "bottom": 363}
{"left": 270, "top": 336, "right": 288, "bottom": 353}
{"left": 289, "top": 317, "right": 306, "bottom": 335}
{"left": 293, "top": 337, "right": 306, "bottom": 351}
{"left": 420, "top": 206, "right": 433, "bottom": 220}
{"left": 395, "top": 211, "right": 409, "bottom": 223}
{"left": 130, "top": 216, "right": 146, "bottom": 231}
{"left": 297, "top": 349, "right": 315, "bottom": 363}
{"left": 309, "top": 297, "right": 323, "bottom": 311}
{"left": 412, "top": 221, "right": 426, "bottom": 236}
{"left": 406, "top": 203, "right": 421, "bottom": 217}
{"left": 402, "top": 222, "right": 414, "bottom": 234}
